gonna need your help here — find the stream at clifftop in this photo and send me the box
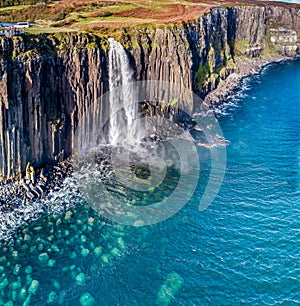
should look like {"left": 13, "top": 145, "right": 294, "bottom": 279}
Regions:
{"left": 0, "top": 58, "right": 299, "bottom": 305}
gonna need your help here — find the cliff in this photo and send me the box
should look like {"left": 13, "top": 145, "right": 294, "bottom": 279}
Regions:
{"left": 0, "top": 4, "right": 299, "bottom": 182}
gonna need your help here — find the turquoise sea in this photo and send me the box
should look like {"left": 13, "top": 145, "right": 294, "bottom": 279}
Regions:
{"left": 0, "top": 58, "right": 299, "bottom": 305}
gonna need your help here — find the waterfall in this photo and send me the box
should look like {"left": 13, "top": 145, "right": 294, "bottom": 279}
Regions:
{"left": 108, "top": 38, "right": 137, "bottom": 146}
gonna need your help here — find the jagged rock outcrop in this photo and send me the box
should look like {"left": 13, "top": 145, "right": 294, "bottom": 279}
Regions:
{"left": 0, "top": 4, "right": 299, "bottom": 182}
{"left": 0, "top": 36, "right": 108, "bottom": 181}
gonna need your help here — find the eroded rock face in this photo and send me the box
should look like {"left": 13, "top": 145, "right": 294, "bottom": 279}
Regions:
{"left": 0, "top": 37, "right": 108, "bottom": 181}
{"left": 0, "top": 4, "right": 299, "bottom": 182}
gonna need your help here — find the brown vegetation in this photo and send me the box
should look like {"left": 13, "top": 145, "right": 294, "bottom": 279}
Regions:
{"left": 0, "top": 0, "right": 299, "bottom": 33}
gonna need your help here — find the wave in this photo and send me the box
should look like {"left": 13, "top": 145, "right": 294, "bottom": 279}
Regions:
{"left": 213, "top": 73, "right": 258, "bottom": 117}
{"left": 0, "top": 177, "right": 82, "bottom": 243}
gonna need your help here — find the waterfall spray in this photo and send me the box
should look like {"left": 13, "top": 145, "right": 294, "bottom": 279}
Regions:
{"left": 108, "top": 38, "right": 137, "bottom": 145}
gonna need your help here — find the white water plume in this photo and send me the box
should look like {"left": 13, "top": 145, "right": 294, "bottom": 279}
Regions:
{"left": 108, "top": 38, "right": 139, "bottom": 146}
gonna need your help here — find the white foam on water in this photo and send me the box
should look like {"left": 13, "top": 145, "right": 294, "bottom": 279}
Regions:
{"left": 0, "top": 177, "right": 82, "bottom": 243}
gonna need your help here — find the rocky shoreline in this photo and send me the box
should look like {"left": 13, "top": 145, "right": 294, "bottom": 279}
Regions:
{"left": 0, "top": 160, "right": 74, "bottom": 212}
{"left": 203, "top": 56, "right": 300, "bottom": 109}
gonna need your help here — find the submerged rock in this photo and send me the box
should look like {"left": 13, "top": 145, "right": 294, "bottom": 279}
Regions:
{"left": 64, "top": 211, "right": 73, "bottom": 220}
{"left": 24, "top": 266, "right": 32, "bottom": 274}
{"left": 93, "top": 246, "right": 102, "bottom": 257}
{"left": 48, "top": 259, "right": 56, "bottom": 267}
{"left": 13, "top": 264, "right": 21, "bottom": 275}
{"left": 51, "top": 279, "right": 60, "bottom": 290}
{"left": 156, "top": 272, "right": 183, "bottom": 306}
{"left": 101, "top": 254, "right": 111, "bottom": 263}
{"left": 10, "top": 281, "right": 21, "bottom": 290}
{"left": 26, "top": 275, "right": 32, "bottom": 285}
{"left": 80, "top": 292, "right": 96, "bottom": 306}
{"left": 0, "top": 278, "right": 9, "bottom": 290}
{"left": 47, "top": 291, "right": 57, "bottom": 303}
{"left": 38, "top": 253, "right": 49, "bottom": 262}
{"left": 12, "top": 290, "right": 17, "bottom": 302}
{"left": 76, "top": 272, "right": 85, "bottom": 285}
{"left": 81, "top": 248, "right": 90, "bottom": 257}
{"left": 111, "top": 248, "right": 121, "bottom": 257}
{"left": 28, "top": 279, "right": 39, "bottom": 294}
{"left": 19, "top": 287, "right": 27, "bottom": 300}
{"left": 133, "top": 220, "right": 145, "bottom": 227}
{"left": 117, "top": 237, "right": 126, "bottom": 249}
{"left": 23, "top": 295, "right": 31, "bottom": 306}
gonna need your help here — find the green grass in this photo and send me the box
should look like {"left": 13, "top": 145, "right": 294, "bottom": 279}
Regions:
{"left": 0, "top": 4, "right": 30, "bottom": 11}
{"left": 93, "top": 16, "right": 155, "bottom": 23}
{"left": 195, "top": 62, "right": 211, "bottom": 87}
{"left": 261, "top": 38, "right": 278, "bottom": 59}
{"left": 71, "top": 16, "right": 155, "bottom": 26}
{"left": 63, "top": 4, "right": 140, "bottom": 26}
{"left": 24, "top": 27, "right": 77, "bottom": 34}
{"left": 101, "top": 4, "right": 136, "bottom": 13}
{"left": 234, "top": 39, "right": 250, "bottom": 56}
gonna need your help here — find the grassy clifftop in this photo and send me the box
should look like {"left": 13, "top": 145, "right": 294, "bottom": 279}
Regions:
{"left": 1, "top": 0, "right": 299, "bottom": 35}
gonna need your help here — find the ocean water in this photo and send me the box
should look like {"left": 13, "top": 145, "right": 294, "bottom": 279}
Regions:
{"left": 0, "top": 58, "right": 299, "bottom": 305}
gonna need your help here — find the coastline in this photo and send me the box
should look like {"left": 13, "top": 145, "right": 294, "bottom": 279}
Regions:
{"left": 203, "top": 56, "right": 300, "bottom": 110}
{"left": 0, "top": 54, "right": 299, "bottom": 241}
